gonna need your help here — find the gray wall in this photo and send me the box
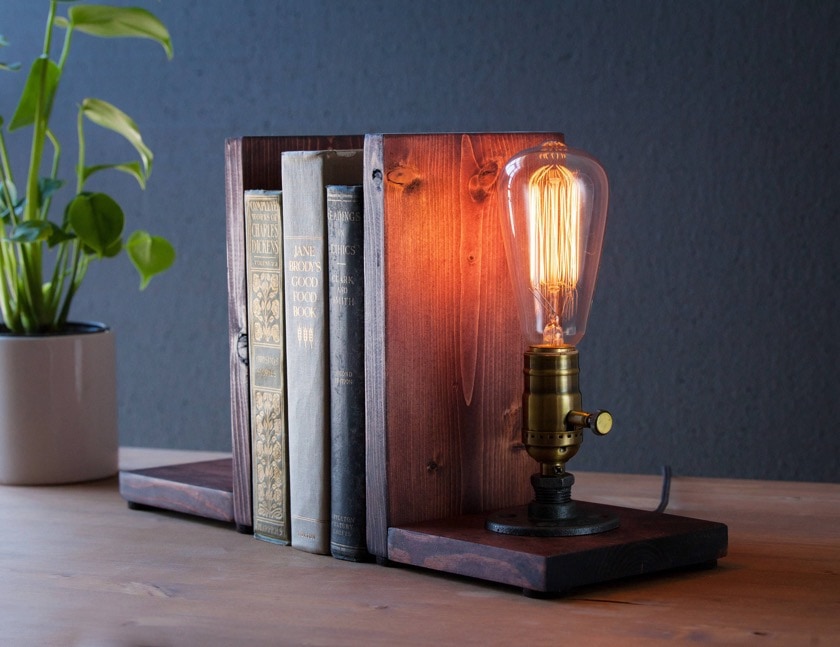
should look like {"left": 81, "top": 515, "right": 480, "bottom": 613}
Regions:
{"left": 2, "top": 1, "right": 837, "bottom": 482}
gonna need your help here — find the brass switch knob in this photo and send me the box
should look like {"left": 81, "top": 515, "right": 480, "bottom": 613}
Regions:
{"left": 567, "top": 409, "right": 613, "bottom": 436}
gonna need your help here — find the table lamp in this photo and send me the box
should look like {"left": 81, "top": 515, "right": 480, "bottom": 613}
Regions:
{"left": 487, "top": 140, "right": 618, "bottom": 537}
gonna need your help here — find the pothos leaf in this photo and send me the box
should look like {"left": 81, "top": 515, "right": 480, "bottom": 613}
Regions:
{"left": 7, "top": 220, "right": 72, "bottom": 246}
{"left": 126, "top": 230, "right": 175, "bottom": 289}
{"left": 81, "top": 161, "right": 147, "bottom": 189}
{"left": 39, "top": 177, "right": 64, "bottom": 204}
{"left": 81, "top": 98, "right": 153, "bottom": 180}
{"left": 9, "top": 57, "right": 60, "bottom": 131}
{"left": 66, "top": 192, "right": 124, "bottom": 257}
{"left": 63, "top": 5, "right": 173, "bottom": 59}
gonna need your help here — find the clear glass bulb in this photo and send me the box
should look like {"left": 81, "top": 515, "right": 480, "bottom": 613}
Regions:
{"left": 498, "top": 141, "right": 609, "bottom": 348}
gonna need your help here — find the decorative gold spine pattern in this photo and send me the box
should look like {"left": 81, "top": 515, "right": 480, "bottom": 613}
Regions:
{"left": 244, "top": 190, "right": 289, "bottom": 544}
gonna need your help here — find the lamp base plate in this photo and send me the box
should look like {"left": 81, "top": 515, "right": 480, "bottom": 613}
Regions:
{"left": 386, "top": 501, "right": 727, "bottom": 595}
{"left": 486, "top": 501, "right": 620, "bottom": 537}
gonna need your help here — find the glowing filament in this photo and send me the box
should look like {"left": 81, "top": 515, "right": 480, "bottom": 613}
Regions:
{"left": 527, "top": 163, "right": 582, "bottom": 345}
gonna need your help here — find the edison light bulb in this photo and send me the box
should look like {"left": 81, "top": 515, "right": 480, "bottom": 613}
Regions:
{"left": 487, "top": 139, "right": 616, "bottom": 536}
{"left": 499, "top": 140, "right": 609, "bottom": 349}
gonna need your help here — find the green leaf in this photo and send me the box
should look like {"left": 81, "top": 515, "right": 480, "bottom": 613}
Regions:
{"left": 126, "top": 230, "right": 175, "bottom": 289}
{"left": 67, "top": 192, "right": 124, "bottom": 257}
{"left": 103, "top": 236, "right": 122, "bottom": 258}
{"left": 1, "top": 179, "right": 19, "bottom": 220}
{"left": 1, "top": 179, "right": 62, "bottom": 222}
{"left": 66, "top": 5, "right": 173, "bottom": 59}
{"left": 82, "top": 161, "right": 147, "bottom": 189}
{"left": 39, "top": 177, "right": 64, "bottom": 203}
{"left": 81, "top": 98, "right": 153, "bottom": 180}
{"left": 7, "top": 220, "right": 64, "bottom": 244}
{"left": 48, "top": 228, "right": 76, "bottom": 248}
{"left": 9, "top": 57, "right": 60, "bottom": 130}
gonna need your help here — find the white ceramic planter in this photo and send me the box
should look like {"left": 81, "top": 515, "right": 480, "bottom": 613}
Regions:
{"left": 0, "top": 323, "right": 118, "bottom": 485}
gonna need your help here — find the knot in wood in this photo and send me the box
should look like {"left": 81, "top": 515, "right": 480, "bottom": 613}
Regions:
{"left": 386, "top": 165, "right": 422, "bottom": 193}
{"left": 236, "top": 332, "right": 249, "bottom": 365}
{"left": 371, "top": 168, "right": 383, "bottom": 190}
{"left": 468, "top": 159, "right": 501, "bottom": 202}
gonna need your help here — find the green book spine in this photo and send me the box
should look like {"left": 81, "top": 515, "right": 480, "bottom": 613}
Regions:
{"left": 327, "top": 185, "right": 369, "bottom": 561}
{"left": 282, "top": 150, "right": 363, "bottom": 554}
{"left": 244, "top": 190, "right": 290, "bottom": 544}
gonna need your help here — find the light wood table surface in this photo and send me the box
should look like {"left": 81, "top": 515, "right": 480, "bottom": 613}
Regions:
{"left": 1, "top": 447, "right": 838, "bottom": 645}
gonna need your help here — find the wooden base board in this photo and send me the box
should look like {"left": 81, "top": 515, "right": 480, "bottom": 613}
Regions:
{"left": 387, "top": 501, "right": 728, "bottom": 595}
{"left": 119, "top": 458, "right": 240, "bottom": 528}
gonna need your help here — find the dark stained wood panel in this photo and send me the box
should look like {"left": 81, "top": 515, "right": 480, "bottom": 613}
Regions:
{"left": 364, "top": 132, "right": 565, "bottom": 557}
{"left": 119, "top": 459, "right": 235, "bottom": 523}
{"left": 388, "top": 503, "right": 728, "bottom": 594}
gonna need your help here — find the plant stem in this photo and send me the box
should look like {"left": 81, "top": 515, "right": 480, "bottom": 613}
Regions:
{"left": 18, "top": 0, "right": 65, "bottom": 330}
{"left": 0, "top": 140, "right": 19, "bottom": 330}
{"left": 46, "top": 229, "right": 67, "bottom": 319}
{"left": 57, "top": 240, "right": 86, "bottom": 327}
{"left": 18, "top": 2, "right": 62, "bottom": 329}
{"left": 75, "top": 96, "right": 85, "bottom": 194}
{"left": 0, "top": 100, "right": 24, "bottom": 330}
{"left": 40, "top": 25, "right": 72, "bottom": 323}
{"left": 0, "top": 130, "right": 15, "bottom": 213}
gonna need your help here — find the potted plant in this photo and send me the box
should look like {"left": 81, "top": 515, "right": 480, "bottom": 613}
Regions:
{"left": 0, "top": 2, "right": 175, "bottom": 484}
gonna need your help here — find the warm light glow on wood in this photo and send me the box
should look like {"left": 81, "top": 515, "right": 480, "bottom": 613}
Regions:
{"left": 527, "top": 163, "right": 582, "bottom": 344}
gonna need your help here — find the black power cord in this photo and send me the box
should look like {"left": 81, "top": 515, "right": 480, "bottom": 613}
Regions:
{"left": 654, "top": 465, "right": 672, "bottom": 513}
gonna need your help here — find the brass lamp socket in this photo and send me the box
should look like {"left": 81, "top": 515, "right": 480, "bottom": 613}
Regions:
{"left": 484, "top": 345, "right": 619, "bottom": 537}
{"left": 522, "top": 345, "right": 584, "bottom": 476}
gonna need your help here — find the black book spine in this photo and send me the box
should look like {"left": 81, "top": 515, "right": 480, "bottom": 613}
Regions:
{"left": 327, "top": 185, "right": 369, "bottom": 561}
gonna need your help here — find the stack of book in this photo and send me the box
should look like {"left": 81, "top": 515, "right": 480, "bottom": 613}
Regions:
{"left": 231, "top": 140, "right": 369, "bottom": 561}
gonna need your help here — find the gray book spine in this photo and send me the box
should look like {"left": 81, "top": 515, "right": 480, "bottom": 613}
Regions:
{"left": 327, "top": 185, "right": 369, "bottom": 561}
{"left": 281, "top": 150, "right": 362, "bottom": 554}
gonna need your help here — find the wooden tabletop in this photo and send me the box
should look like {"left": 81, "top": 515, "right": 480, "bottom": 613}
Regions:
{"left": 2, "top": 448, "right": 838, "bottom": 645}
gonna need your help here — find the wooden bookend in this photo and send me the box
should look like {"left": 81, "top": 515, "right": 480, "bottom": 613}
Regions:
{"left": 363, "top": 132, "right": 727, "bottom": 594}
{"left": 120, "top": 135, "right": 364, "bottom": 531}
{"left": 120, "top": 459, "right": 235, "bottom": 523}
{"left": 364, "top": 132, "right": 561, "bottom": 555}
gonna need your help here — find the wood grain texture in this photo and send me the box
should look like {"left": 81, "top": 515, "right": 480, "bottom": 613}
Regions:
{"left": 364, "top": 133, "right": 564, "bottom": 558}
{"left": 388, "top": 503, "right": 727, "bottom": 594}
{"left": 225, "top": 135, "right": 364, "bottom": 531}
{"left": 224, "top": 137, "right": 250, "bottom": 529}
{"left": 363, "top": 134, "right": 388, "bottom": 557}
{"left": 119, "top": 459, "right": 234, "bottom": 523}
{"left": 5, "top": 449, "right": 838, "bottom": 645}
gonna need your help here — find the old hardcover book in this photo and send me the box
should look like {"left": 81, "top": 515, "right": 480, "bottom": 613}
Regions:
{"left": 326, "top": 185, "right": 369, "bottom": 561}
{"left": 244, "top": 190, "right": 289, "bottom": 544}
{"left": 282, "top": 150, "right": 364, "bottom": 554}
{"left": 224, "top": 135, "right": 363, "bottom": 531}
